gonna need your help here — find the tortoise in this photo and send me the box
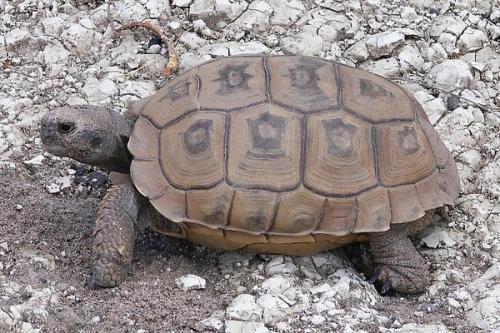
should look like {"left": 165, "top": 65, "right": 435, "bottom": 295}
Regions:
{"left": 40, "top": 55, "right": 459, "bottom": 293}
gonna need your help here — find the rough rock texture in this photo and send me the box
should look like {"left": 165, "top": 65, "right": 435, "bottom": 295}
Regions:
{"left": 0, "top": 0, "right": 499, "bottom": 332}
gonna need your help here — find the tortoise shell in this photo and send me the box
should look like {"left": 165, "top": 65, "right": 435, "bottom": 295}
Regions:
{"left": 128, "top": 55, "right": 459, "bottom": 255}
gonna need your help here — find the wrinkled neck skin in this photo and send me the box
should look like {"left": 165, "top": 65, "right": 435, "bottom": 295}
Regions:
{"left": 40, "top": 105, "right": 132, "bottom": 174}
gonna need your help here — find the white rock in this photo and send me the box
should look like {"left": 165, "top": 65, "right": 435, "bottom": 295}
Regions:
{"left": 19, "top": 322, "right": 40, "bottom": 333}
{"left": 260, "top": 275, "right": 293, "bottom": 294}
{"left": 437, "top": 33, "right": 458, "bottom": 56}
{"left": 394, "top": 323, "right": 453, "bottom": 333}
{"left": 428, "top": 60, "right": 473, "bottom": 92}
{"left": 5, "top": 28, "right": 29, "bottom": 45}
{"left": 365, "top": 58, "right": 401, "bottom": 78}
{"left": 43, "top": 43, "right": 71, "bottom": 65}
{"left": 344, "top": 41, "right": 369, "bottom": 63}
{"left": 41, "top": 17, "right": 66, "bottom": 36}
{"left": 256, "top": 294, "right": 289, "bottom": 323}
{"left": 310, "top": 283, "right": 332, "bottom": 295}
{"left": 175, "top": 274, "right": 206, "bottom": 291}
{"left": 421, "top": 97, "right": 446, "bottom": 125}
{"left": 142, "top": 0, "right": 170, "bottom": 17}
{"left": 427, "top": 43, "right": 448, "bottom": 63}
{"left": 30, "top": 255, "right": 56, "bottom": 272}
{"left": 24, "top": 155, "right": 45, "bottom": 166}
{"left": 232, "top": 1, "right": 272, "bottom": 32}
{"left": 190, "top": 0, "right": 216, "bottom": 18}
{"left": 179, "top": 52, "right": 212, "bottom": 69}
{"left": 0, "top": 309, "right": 14, "bottom": 328}
{"left": 47, "top": 183, "right": 61, "bottom": 194}
{"left": 457, "top": 28, "right": 488, "bottom": 53}
{"left": 268, "top": 0, "right": 305, "bottom": 25}
{"left": 215, "top": 0, "right": 248, "bottom": 21}
{"left": 265, "top": 257, "right": 299, "bottom": 277}
{"left": 398, "top": 45, "right": 424, "bottom": 71}
{"left": 400, "top": 7, "right": 418, "bottom": 20}
{"left": 280, "top": 32, "right": 324, "bottom": 56}
{"left": 476, "top": 157, "right": 500, "bottom": 198}
{"left": 225, "top": 320, "right": 268, "bottom": 333}
{"left": 457, "top": 149, "right": 482, "bottom": 169}
{"left": 491, "top": 9, "right": 500, "bottom": 22}
{"left": 420, "top": 226, "right": 457, "bottom": 248}
{"left": 310, "top": 314, "right": 325, "bottom": 325}
{"left": 119, "top": 81, "right": 155, "bottom": 98}
{"left": 173, "top": 0, "right": 192, "bottom": 7}
{"left": 365, "top": 31, "right": 405, "bottom": 59}
{"left": 227, "top": 41, "right": 270, "bottom": 55}
{"left": 114, "top": 0, "right": 148, "bottom": 21}
{"left": 199, "top": 317, "right": 223, "bottom": 332}
{"left": 467, "top": 283, "right": 500, "bottom": 331}
{"left": 428, "top": 16, "right": 467, "bottom": 39}
{"left": 179, "top": 32, "right": 207, "bottom": 49}
{"left": 226, "top": 294, "right": 263, "bottom": 321}
{"left": 81, "top": 77, "right": 118, "bottom": 105}
{"left": 62, "top": 20, "right": 102, "bottom": 53}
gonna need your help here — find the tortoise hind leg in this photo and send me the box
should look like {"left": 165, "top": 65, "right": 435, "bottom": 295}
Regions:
{"left": 368, "top": 223, "right": 430, "bottom": 294}
{"left": 91, "top": 179, "right": 141, "bottom": 288}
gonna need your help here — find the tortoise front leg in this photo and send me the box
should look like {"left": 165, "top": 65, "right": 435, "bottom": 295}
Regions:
{"left": 368, "top": 223, "right": 430, "bottom": 294}
{"left": 91, "top": 180, "right": 141, "bottom": 288}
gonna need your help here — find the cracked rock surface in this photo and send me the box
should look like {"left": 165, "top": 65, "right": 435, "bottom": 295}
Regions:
{"left": 1, "top": 0, "right": 499, "bottom": 332}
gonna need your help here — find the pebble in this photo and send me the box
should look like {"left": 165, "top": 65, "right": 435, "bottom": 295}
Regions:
{"left": 175, "top": 274, "right": 206, "bottom": 291}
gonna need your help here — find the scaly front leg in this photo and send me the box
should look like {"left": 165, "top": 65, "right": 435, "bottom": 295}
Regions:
{"left": 91, "top": 179, "right": 142, "bottom": 288}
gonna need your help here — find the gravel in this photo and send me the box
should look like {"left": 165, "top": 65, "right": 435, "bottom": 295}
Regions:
{"left": 1, "top": 0, "right": 499, "bottom": 332}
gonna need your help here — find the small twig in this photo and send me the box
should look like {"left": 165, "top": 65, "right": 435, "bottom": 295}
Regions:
{"left": 116, "top": 21, "right": 179, "bottom": 76}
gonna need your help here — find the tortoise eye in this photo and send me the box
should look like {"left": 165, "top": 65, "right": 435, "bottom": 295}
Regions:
{"left": 58, "top": 122, "right": 75, "bottom": 135}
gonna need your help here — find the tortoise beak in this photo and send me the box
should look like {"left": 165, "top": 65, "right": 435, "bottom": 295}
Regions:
{"left": 40, "top": 111, "right": 66, "bottom": 155}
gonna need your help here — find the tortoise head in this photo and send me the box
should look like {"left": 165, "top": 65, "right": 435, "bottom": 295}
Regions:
{"left": 40, "top": 105, "right": 132, "bottom": 173}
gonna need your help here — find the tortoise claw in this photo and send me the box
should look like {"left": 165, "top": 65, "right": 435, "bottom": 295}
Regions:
{"left": 369, "top": 267, "right": 381, "bottom": 284}
{"left": 381, "top": 279, "right": 392, "bottom": 294}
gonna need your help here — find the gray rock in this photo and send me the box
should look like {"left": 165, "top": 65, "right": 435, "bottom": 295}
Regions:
{"left": 175, "top": 274, "right": 206, "bottom": 291}
{"left": 365, "top": 31, "right": 405, "bottom": 59}
{"left": 428, "top": 60, "right": 473, "bottom": 92}
{"left": 457, "top": 28, "right": 488, "bottom": 53}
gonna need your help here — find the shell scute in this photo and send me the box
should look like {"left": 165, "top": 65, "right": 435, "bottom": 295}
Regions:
{"left": 268, "top": 56, "right": 339, "bottom": 113}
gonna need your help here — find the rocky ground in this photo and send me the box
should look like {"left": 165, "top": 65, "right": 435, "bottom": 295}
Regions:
{"left": 1, "top": 0, "right": 499, "bottom": 332}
